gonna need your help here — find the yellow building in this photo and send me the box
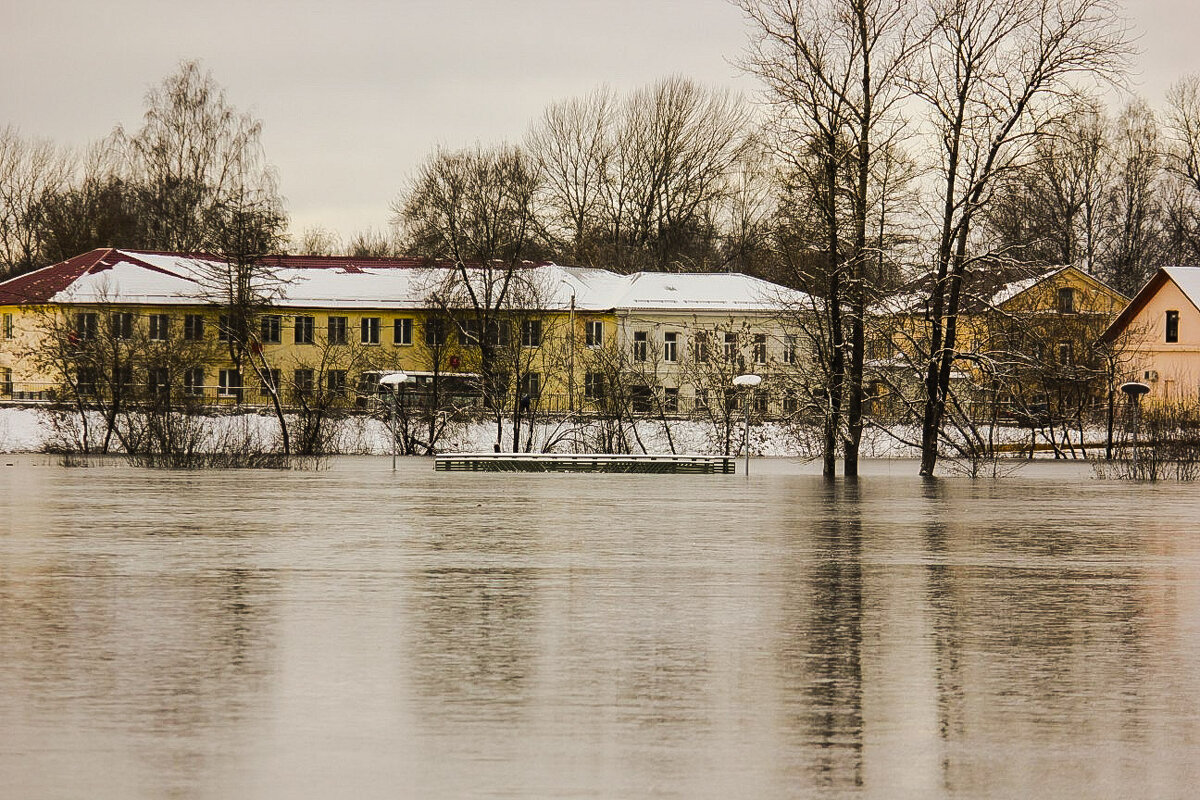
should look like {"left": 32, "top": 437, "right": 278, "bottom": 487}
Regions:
{"left": 870, "top": 264, "right": 1128, "bottom": 419}
{"left": 0, "top": 249, "right": 811, "bottom": 419}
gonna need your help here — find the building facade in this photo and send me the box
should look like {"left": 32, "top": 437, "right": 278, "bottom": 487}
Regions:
{"left": 0, "top": 249, "right": 812, "bottom": 421}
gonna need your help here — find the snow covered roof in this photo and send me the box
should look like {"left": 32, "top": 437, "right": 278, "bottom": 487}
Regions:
{"left": 0, "top": 249, "right": 809, "bottom": 314}
{"left": 1162, "top": 266, "right": 1200, "bottom": 309}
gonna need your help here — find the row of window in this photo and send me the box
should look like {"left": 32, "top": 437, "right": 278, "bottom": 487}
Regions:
{"left": 631, "top": 330, "right": 796, "bottom": 365}
{"left": 64, "top": 313, "right": 773, "bottom": 356}
{"left": 65, "top": 312, "right": 570, "bottom": 348}
{"left": 58, "top": 312, "right": 798, "bottom": 363}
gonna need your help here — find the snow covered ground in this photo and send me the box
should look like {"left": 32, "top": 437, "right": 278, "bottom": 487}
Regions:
{"left": 0, "top": 405, "right": 925, "bottom": 458}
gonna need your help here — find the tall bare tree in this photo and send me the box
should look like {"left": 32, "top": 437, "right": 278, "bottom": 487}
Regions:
{"left": 394, "top": 143, "right": 542, "bottom": 447}
{"left": 737, "top": 0, "right": 917, "bottom": 477}
{"left": 118, "top": 60, "right": 284, "bottom": 254}
{"left": 528, "top": 77, "right": 751, "bottom": 272}
{"left": 910, "top": 0, "right": 1129, "bottom": 476}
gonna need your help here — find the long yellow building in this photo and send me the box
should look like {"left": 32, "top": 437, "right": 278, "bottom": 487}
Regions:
{"left": 0, "top": 249, "right": 811, "bottom": 419}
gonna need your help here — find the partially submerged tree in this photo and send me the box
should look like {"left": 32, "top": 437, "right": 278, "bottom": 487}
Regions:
{"left": 909, "top": 0, "right": 1129, "bottom": 476}
{"left": 737, "top": 0, "right": 917, "bottom": 477}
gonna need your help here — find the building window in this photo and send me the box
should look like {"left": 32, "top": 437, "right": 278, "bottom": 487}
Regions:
{"left": 293, "top": 368, "right": 314, "bottom": 397}
{"left": 327, "top": 369, "right": 347, "bottom": 395}
{"left": 74, "top": 312, "right": 98, "bottom": 342}
{"left": 585, "top": 371, "right": 605, "bottom": 401}
{"left": 328, "top": 316, "right": 348, "bottom": 345}
{"left": 633, "top": 330, "right": 648, "bottom": 362}
{"left": 77, "top": 366, "right": 98, "bottom": 395}
{"left": 783, "top": 390, "right": 799, "bottom": 414}
{"left": 1057, "top": 287, "right": 1076, "bottom": 314}
{"left": 361, "top": 316, "right": 381, "bottom": 345}
{"left": 218, "top": 369, "right": 242, "bottom": 400}
{"left": 723, "top": 332, "right": 738, "bottom": 361}
{"left": 753, "top": 333, "right": 767, "bottom": 365}
{"left": 663, "top": 332, "right": 678, "bottom": 363}
{"left": 260, "top": 368, "right": 281, "bottom": 397}
{"left": 2, "top": 313, "right": 12, "bottom": 338}
{"left": 631, "top": 384, "right": 653, "bottom": 413}
{"left": 487, "top": 321, "right": 510, "bottom": 347}
{"left": 0, "top": 367, "right": 11, "bottom": 397}
{"left": 183, "top": 314, "right": 204, "bottom": 341}
{"left": 148, "top": 366, "right": 169, "bottom": 396}
{"left": 521, "top": 319, "right": 542, "bottom": 348}
{"left": 294, "top": 315, "right": 314, "bottom": 344}
{"left": 754, "top": 389, "right": 768, "bottom": 414}
{"left": 260, "top": 315, "right": 282, "bottom": 344}
{"left": 586, "top": 320, "right": 603, "bottom": 347}
{"left": 664, "top": 387, "right": 679, "bottom": 413}
{"left": 425, "top": 318, "right": 446, "bottom": 346}
{"left": 148, "top": 314, "right": 169, "bottom": 341}
{"left": 1166, "top": 310, "right": 1180, "bottom": 343}
{"left": 112, "top": 312, "right": 133, "bottom": 340}
{"left": 1057, "top": 342, "right": 1073, "bottom": 365}
{"left": 521, "top": 372, "right": 541, "bottom": 401}
{"left": 114, "top": 365, "right": 133, "bottom": 390}
{"left": 693, "top": 330, "right": 709, "bottom": 362}
{"left": 218, "top": 314, "right": 232, "bottom": 342}
{"left": 782, "top": 335, "right": 796, "bottom": 365}
{"left": 394, "top": 318, "right": 413, "bottom": 346}
{"left": 184, "top": 368, "right": 204, "bottom": 397}
{"left": 460, "top": 319, "right": 480, "bottom": 346}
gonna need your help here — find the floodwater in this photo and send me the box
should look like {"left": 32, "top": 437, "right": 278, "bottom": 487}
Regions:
{"left": 1, "top": 456, "right": 1198, "bottom": 800}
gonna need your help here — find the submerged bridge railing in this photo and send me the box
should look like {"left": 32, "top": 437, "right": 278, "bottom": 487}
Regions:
{"left": 434, "top": 453, "right": 737, "bottom": 474}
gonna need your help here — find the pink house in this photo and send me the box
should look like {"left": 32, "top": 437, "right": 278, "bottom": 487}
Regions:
{"left": 1102, "top": 267, "right": 1200, "bottom": 402}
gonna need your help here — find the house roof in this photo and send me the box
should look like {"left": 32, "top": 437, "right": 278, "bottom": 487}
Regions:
{"left": 0, "top": 250, "right": 809, "bottom": 314}
{"left": 1100, "top": 266, "right": 1200, "bottom": 342}
{"left": 877, "top": 264, "right": 1124, "bottom": 316}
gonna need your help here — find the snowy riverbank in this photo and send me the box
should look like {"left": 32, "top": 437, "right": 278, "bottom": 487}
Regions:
{"left": 0, "top": 405, "right": 927, "bottom": 458}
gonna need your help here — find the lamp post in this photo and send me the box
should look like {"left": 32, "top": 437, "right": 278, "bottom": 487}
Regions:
{"left": 1120, "top": 380, "right": 1150, "bottom": 477}
{"left": 732, "top": 373, "right": 762, "bottom": 476}
{"left": 379, "top": 371, "right": 409, "bottom": 471}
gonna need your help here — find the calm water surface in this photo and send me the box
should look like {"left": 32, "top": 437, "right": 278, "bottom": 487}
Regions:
{"left": 1, "top": 456, "right": 1198, "bottom": 799}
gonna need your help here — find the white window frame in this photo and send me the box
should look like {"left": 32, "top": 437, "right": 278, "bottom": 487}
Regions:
{"left": 663, "top": 332, "right": 678, "bottom": 363}
{"left": 394, "top": 317, "right": 413, "bottom": 346}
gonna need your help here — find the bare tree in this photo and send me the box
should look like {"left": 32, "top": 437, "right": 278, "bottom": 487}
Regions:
{"left": 293, "top": 226, "right": 342, "bottom": 256}
{"left": 737, "top": 0, "right": 917, "bottom": 477}
{"left": 981, "top": 100, "right": 1109, "bottom": 269}
{"left": 527, "top": 78, "right": 751, "bottom": 272}
{"left": 1101, "top": 98, "right": 1164, "bottom": 295}
{"left": 528, "top": 88, "right": 617, "bottom": 264}
{"left": 394, "top": 143, "right": 543, "bottom": 447}
{"left": 909, "top": 0, "right": 1129, "bottom": 476}
{"left": 118, "top": 60, "right": 284, "bottom": 253}
{"left": 0, "top": 127, "right": 73, "bottom": 276}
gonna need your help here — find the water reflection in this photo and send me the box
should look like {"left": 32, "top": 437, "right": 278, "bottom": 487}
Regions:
{"left": 1, "top": 457, "right": 1199, "bottom": 799}
{"left": 778, "top": 480, "right": 864, "bottom": 790}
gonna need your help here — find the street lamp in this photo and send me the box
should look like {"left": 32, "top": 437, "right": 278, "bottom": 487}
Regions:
{"left": 1120, "top": 380, "right": 1150, "bottom": 476}
{"left": 732, "top": 373, "right": 762, "bottom": 476}
{"left": 379, "top": 371, "right": 409, "bottom": 471}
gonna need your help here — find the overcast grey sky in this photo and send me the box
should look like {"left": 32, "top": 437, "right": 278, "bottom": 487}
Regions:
{"left": 2, "top": 0, "right": 1196, "bottom": 246}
